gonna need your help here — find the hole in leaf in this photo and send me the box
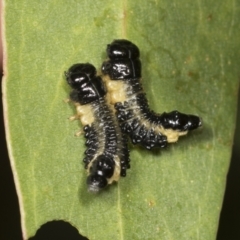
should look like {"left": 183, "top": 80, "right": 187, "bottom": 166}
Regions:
{"left": 28, "top": 220, "right": 88, "bottom": 240}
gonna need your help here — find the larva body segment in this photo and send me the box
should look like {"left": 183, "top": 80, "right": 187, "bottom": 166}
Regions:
{"left": 65, "top": 63, "right": 130, "bottom": 192}
{"left": 102, "top": 40, "right": 202, "bottom": 150}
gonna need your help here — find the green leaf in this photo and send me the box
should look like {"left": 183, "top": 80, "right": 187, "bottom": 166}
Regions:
{"left": 2, "top": 0, "right": 240, "bottom": 239}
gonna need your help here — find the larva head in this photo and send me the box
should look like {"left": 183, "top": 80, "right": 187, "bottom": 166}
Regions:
{"left": 87, "top": 155, "right": 115, "bottom": 192}
{"left": 101, "top": 39, "right": 141, "bottom": 80}
{"left": 66, "top": 63, "right": 96, "bottom": 88}
{"left": 106, "top": 39, "right": 140, "bottom": 59}
{"left": 65, "top": 63, "right": 106, "bottom": 104}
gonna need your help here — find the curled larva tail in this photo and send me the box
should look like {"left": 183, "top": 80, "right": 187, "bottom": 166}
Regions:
{"left": 101, "top": 40, "right": 202, "bottom": 150}
{"left": 65, "top": 63, "right": 130, "bottom": 191}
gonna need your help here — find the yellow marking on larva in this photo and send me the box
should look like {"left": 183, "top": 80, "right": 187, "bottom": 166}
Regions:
{"left": 86, "top": 159, "right": 95, "bottom": 174}
{"left": 73, "top": 102, "right": 95, "bottom": 126}
{"left": 69, "top": 115, "right": 79, "bottom": 121}
{"left": 75, "top": 130, "right": 83, "bottom": 137}
{"left": 157, "top": 127, "right": 187, "bottom": 143}
{"left": 108, "top": 156, "right": 121, "bottom": 183}
{"left": 102, "top": 75, "right": 127, "bottom": 104}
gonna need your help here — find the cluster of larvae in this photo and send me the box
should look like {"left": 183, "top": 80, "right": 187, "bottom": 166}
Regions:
{"left": 65, "top": 40, "right": 202, "bottom": 192}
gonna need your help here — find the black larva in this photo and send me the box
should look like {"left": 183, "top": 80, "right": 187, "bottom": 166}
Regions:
{"left": 101, "top": 39, "right": 202, "bottom": 150}
{"left": 65, "top": 63, "right": 130, "bottom": 192}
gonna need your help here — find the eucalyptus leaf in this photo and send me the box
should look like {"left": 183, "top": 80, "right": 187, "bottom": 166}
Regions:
{"left": 2, "top": 0, "right": 240, "bottom": 239}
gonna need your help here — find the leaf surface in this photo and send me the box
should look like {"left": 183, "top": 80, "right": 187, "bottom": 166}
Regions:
{"left": 2, "top": 0, "right": 240, "bottom": 239}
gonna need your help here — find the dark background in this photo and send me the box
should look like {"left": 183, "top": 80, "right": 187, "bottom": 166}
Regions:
{"left": 0, "top": 80, "right": 239, "bottom": 239}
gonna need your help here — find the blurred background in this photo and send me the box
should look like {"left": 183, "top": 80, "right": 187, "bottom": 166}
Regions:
{"left": 0, "top": 80, "right": 239, "bottom": 240}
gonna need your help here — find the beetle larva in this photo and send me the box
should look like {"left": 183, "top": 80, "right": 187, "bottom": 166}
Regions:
{"left": 65, "top": 63, "right": 130, "bottom": 192}
{"left": 101, "top": 40, "right": 202, "bottom": 150}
